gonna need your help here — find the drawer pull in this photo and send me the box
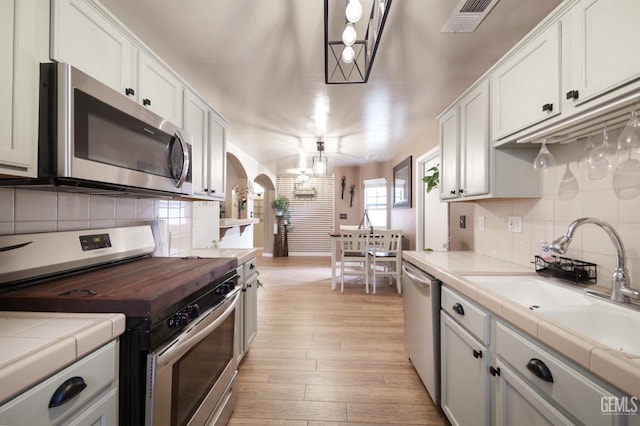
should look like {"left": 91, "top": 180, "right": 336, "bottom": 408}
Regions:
{"left": 489, "top": 366, "right": 501, "bottom": 377}
{"left": 49, "top": 376, "right": 87, "bottom": 408}
{"left": 472, "top": 349, "right": 482, "bottom": 359}
{"left": 527, "top": 358, "right": 554, "bottom": 383}
{"left": 452, "top": 303, "right": 465, "bottom": 316}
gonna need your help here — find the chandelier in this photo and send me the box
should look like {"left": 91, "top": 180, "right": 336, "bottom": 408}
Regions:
{"left": 312, "top": 141, "right": 328, "bottom": 175}
{"left": 324, "top": 0, "right": 393, "bottom": 84}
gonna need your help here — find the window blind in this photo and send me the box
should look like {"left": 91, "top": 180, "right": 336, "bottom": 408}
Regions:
{"left": 276, "top": 175, "right": 335, "bottom": 254}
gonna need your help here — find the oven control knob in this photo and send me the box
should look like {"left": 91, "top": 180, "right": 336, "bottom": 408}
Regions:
{"left": 168, "top": 313, "right": 189, "bottom": 328}
{"left": 186, "top": 304, "right": 200, "bottom": 319}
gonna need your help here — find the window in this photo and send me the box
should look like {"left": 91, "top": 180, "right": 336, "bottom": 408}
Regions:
{"left": 363, "top": 178, "right": 387, "bottom": 228}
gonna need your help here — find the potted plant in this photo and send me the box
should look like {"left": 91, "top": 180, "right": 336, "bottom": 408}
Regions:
{"left": 271, "top": 195, "right": 289, "bottom": 216}
{"left": 422, "top": 164, "right": 439, "bottom": 194}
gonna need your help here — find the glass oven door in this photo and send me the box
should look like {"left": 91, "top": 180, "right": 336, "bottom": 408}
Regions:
{"left": 146, "top": 290, "right": 240, "bottom": 426}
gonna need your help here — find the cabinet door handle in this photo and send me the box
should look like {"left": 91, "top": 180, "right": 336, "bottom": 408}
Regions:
{"left": 472, "top": 349, "right": 482, "bottom": 359}
{"left": 450, "top": 190, "right": 456, "bottom": 195}
{"left": 542, "top": 103, "right": 553, "bottom": 112}
{"left": 125, "top": 87, "right": 135, "bottom": 96}
{"left": 489, "top": 366, "right": 501, "bottom": 377}
{"left": 566, "top": 90, "right": 579, "bottom": 100}
{"left": 458, "top": 188, "right": 464, "bottom": 194}
{"left": 49, "top": 376, "right": 87, "bottom": 408}
{"left": 143, "top": 98, "right": 151, "bottom": 106}
{"left": 452, "top": 303, "right": 465, "bottom": 316}
{"left": 527, "top": 358, "right": 554, "bottom": 383}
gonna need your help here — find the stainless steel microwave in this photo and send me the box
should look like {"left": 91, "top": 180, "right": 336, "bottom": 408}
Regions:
{"left": 22, "top": 62, "right": 192, "bottom": 196}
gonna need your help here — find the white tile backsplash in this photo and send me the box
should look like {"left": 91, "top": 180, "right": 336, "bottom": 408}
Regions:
{"left": 466, "top": 138, "right": 640, "bottom": 291}
{"left": 89, "top": 196, "right": 116, "bottom": 220}
{"left": 57, "top": 193, "right": 90, "bottom": 220}
{"left": 15, "top": 189, "right": 57, "bottom": 222}
{"left": 0, "top": 189, "right": 192, "bottom": 254}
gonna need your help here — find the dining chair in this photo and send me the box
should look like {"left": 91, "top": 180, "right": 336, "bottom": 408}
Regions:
{"left": 339, "top": 227, "right": 371, "bottom": 293}
{"left": 368, "top": 229, "right": 403, "bottom": 294}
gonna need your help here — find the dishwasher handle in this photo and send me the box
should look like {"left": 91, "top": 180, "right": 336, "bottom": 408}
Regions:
{"left": 402, "top": 263, "right": 438, "bottom": 289}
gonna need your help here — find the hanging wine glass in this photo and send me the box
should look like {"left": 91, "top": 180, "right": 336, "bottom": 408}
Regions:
{"left": 616, "top": 106, "right": 640, "bottom": 151}
{"left": 613, "top": 150, "right": 640, "bottom": 199}
{"left": 576, "top": 134, "right": 594, "bottom": 170}
{"left": 533, "top": 138, "right": 555, "bottom": 171}
{"left": 587, "top": 126, "right": 617, "bottom": 180}
{"left": 558, "top": 163, "right": 579, "bottom": 200}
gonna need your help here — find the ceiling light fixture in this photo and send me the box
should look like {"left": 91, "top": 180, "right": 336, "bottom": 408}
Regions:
{"left": 312, "top": 141, "right": 328, "bottom": 176}
{"left": 324, "top": 0, "right": 393, "bottom": 84}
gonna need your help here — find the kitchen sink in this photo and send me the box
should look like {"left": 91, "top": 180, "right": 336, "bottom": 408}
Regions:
{"left": 465, "top": 275, "right": 596, "bottom": 309}
{"left": 537, "top": 304, "right": 640, "bottom": 355}
{"left": 465, "top": 275, "right": 640, "bottom": 355}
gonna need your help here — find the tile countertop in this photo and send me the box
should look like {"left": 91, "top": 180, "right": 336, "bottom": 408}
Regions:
{"left": 0, "top": 311, "right": 125, "bottom": 405}
{"left": 188, "top": 248, "right": 259, "bottom": 265}
{"left": 403, "top": 250, "right": 640, "bottom": 399}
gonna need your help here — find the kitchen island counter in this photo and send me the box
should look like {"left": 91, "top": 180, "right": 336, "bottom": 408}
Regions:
{"left": 403, "top": 250, "right": 640, "bottom": 399}
{"left": 0, "top": 311, "right": 125, "bottom": 404}
{"left": 188, "top": 247, "right": 259, "bottom": 265}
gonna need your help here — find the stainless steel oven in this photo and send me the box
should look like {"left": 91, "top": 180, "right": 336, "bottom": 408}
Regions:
{"left": 146, "top": 287, "right": 240, "bottom": 426}
{"left": 0, "top": 226, "right": 239, "bottom": 426}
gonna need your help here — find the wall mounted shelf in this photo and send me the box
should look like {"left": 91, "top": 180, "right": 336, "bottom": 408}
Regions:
{"left": 219, "top": 218, "right": 260, "bottom": 238}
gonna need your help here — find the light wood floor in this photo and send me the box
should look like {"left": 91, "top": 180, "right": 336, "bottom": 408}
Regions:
{"left": 228, "top": 255, "right": 449, "bottom": 426}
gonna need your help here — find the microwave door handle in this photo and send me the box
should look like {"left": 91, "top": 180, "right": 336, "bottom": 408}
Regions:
{"left": 174, "top": 130, "right": 190, "bottom": 188}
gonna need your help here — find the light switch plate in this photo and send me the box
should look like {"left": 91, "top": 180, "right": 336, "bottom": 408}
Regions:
{"left": 508, "top": 216, "right": 523, "bottom": 233}
{"left": 479, "top": 216, "right": 486, "bottom": 230}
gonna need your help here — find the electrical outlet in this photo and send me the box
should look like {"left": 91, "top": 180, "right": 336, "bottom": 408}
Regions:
{"left": 479, "top": 216, "right": 486, "bottom": 230}
{"left": 459, "top": 215, "right": 466, "bottom": 229}
{"left": 507, "top": 216, "right": 523, "bottom": 233}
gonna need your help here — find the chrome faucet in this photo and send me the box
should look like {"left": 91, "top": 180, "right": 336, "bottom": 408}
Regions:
{"left": 549, "top": 218, "right": 640, "bottom": 303}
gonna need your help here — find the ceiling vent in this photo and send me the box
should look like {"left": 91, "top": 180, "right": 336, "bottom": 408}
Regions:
{"left": 442, "top": 0, "right": 500, "bottom": 33}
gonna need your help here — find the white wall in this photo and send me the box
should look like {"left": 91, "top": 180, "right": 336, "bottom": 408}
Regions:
{"left": 453, "top": 126, "right": 640, "bottom": 293}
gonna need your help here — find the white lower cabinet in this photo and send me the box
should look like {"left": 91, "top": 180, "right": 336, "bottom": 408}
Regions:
{"left": 238, "top": 257, "right": 258, "bottom": 362}
{"left": 494, "top": 359, "right": 574, "bottom": 426}
{"left": 441, "top": 312, "right": 491, "bottom": 426}
{"left": 441, "top": 285, "right": 626, "bottom": 426}
{"left": 0, "top": 340, "right": 119, "bottom": 425}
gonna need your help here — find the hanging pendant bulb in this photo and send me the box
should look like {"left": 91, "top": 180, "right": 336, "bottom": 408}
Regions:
{"left": 342, "top": 46, "right": 355, "bottom": 63}
{"left": 345, "top": 0, "right": 363, "bottom": 23}
{"left": 342, "top": 23, "right": 357, "bottom": 46}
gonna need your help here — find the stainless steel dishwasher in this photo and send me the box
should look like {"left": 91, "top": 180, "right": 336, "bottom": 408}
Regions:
{"left": 402, "top": 260, "right": 441, "bottom": 406}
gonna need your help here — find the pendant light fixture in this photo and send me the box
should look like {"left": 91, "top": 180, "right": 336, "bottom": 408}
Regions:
{"left": 312, "top": 141, "right": 328, "bottom": 176}
{"left": 324, "top": 0, "right": 393, "bottom": 84}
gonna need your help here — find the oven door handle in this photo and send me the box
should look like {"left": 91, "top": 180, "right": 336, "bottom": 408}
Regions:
{"left": 155, "top": 288, "right": 240, "bottom": 365}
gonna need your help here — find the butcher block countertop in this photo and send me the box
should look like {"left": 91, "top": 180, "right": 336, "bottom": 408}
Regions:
{"left": 0, "top": 311, "right": 124, "bottom": 404}
{"left": 0, "top": 257, "right": 237, "bottom": 317}
{"left": 403, "top": 250, "right": 640, "bottom": 399}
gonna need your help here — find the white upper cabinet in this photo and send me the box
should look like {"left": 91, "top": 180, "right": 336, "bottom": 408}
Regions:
{"left": 51, "top": 0, "right": 134, "bottom": 97}
{"left": 208, "top": 112, "right": 227, "bottom": 200}
{"left": 563, "top": 0, "right": 640, "bottom": 108}
{"left": 184, "top": 90, "right": 210, "bottom": 198}
{"left": 491, "top": 22, "right": 562, "bottom": 141}
{"left": 439, "top": 81, "right": 490, "bottom": 200}
{"left": 52, "top": 0, "right": 184, "bottom": 126}
{"left": 138, "top": 52, "right": 183, "bottom": 127}
{"left": 439, "top": 107, "right": 460, "bottom": 200}
{"left": 183, "top": 89, "right": 227, "bottom": 201}
{"left": 459, "top": 82, "right": 489, "bottom": 197}
{"left": 0, "top": 0, "right": 48, "bottom": 177}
